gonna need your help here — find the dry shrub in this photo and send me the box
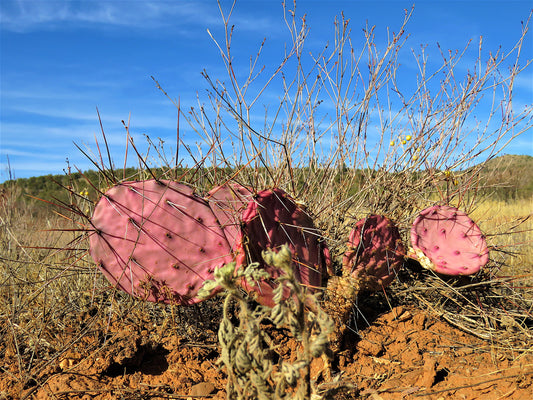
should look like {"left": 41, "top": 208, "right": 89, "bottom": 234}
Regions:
{"left": 163, "top": 2, "right": 532, "bottom": 351}
{"left": 1, "top": 1, "right": 532, "bottom": 397}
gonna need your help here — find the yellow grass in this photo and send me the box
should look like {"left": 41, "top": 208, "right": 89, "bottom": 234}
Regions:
{"left": 471, "top": 197, "right": 533, "bottom": 276}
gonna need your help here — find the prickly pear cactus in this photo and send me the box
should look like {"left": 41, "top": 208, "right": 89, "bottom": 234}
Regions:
{"left": 89, "top": 180, "right": 234, "bottom": 305}
{"left": 343, "top": 214, "right": 405, "bottom": 291}
{"left": 237, "top": 188, "right": 330, "bottom": 306}
{"left": 410, "top": 205, "right": 489, "bottom": 276}
{"left": 325, "top": 214, "right": 405, "bottom": 349}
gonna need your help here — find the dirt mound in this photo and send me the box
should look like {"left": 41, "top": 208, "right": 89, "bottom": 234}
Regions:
{"left": 2, "top": 304, "right": 531, "bottom": 400}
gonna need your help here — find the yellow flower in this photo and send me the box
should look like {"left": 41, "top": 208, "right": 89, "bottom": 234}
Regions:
{"left": 406, "top": 135, "right": 412, "bottom": 141}
{"left": 412, "top": 155, "right": 419, "bottom": 161}
{"left": 401, "top": 140, "right": 407, "bottom": 145}
{"left": 390, "top": 140, "right": 395, "bottom": 146}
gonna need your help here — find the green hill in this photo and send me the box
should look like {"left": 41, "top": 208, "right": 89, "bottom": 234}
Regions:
{"left": 1, "top": 155, "right": 531, "bottom": 218}
{"left": 469, "top": 154, "right": 533, "bottom": 200}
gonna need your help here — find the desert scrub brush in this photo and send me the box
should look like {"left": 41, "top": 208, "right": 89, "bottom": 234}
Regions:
{"left": 199, "top": 245, "right": 334, "bottom": 400}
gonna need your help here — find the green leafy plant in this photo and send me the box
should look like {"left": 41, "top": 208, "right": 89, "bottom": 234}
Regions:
{"left": 199, "top": 245, "right": 334, "bottom": 400}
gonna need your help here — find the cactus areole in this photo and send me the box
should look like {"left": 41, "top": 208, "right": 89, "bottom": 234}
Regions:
{"left": 89, "top": 180, "right": 234, "bottom": 305}
{"left": 343, "top": 214, "right": 405, "bottom": 291}
{"left": 410, "top": 205, "right": 489, "bottom": 276}
{"left": 237, "top": 188, "right": 329, "bottom": 306}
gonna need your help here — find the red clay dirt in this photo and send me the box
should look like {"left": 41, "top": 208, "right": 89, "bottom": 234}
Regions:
{"left": 1, "top": 301, "right": 531, "bottom": 400}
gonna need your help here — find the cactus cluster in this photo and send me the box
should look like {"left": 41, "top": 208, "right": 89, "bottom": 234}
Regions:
{"left": 89, "top": 180, "right": 330, "bottom": 307}
{"left": 88, "top": 179, "right": 490, "bottom": 330}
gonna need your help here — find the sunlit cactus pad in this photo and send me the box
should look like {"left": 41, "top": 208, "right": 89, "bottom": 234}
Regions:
{"left": 89, "top": 180, "right": 234, "bottom": 305}
{"left": 410, "top": 205, "right": 489, "bottom": 276}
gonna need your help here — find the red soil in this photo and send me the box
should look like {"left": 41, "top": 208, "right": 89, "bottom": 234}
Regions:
{"left": 2, "top": 303, "right": 531, "bottom": 400}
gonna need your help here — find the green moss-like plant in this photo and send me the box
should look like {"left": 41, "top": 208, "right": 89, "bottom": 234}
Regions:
{"left": 199, "top": 245, "right": 334, "bottom": 400}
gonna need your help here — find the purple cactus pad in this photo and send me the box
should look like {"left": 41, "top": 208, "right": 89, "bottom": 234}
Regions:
{"left": 237, "top": 188, "right": 329, "bottom": 306}
{"left": 343, "top": 214, "right": 405, "bottom": 291}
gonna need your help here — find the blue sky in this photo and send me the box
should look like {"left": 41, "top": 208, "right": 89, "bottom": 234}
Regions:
{"left": 1, "top": 0, "right": 532, "bottom": 182}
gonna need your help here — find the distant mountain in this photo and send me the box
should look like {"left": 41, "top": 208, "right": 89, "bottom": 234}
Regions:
{"left": 2, "top": 155, "right": 531, "bottom": 209}
{"left": 478, "top": 154, "right": 532, "bottom": 171}
{"left": 470, "top": 154, "right": 533, "bottom": 200}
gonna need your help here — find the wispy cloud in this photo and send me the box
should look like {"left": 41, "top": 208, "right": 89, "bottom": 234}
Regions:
{"left": 0, "top": 0, "right": 276, "bottom": 34}
{"left": 0, "top": 1, "right": 205, "bottom": 31}
{"left": 0, "top": 121, "right": 115, "bottom": 150}
{"left": 512, "top": 72, "right": 533, "bottom": 94}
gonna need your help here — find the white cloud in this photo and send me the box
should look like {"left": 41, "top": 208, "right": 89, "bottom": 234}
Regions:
{"left": 0, "top": 0, "right": 276, "bottom": 34}
{"left": 0, "top": 1, "right": 199, "bottom": 31}
{"left": 0, "top": 148, "right": 44, "bottom": 158}
{"left": 2, "top": 160, "right": 70, "bottom": 173}
{"left": 0, "top": 121, "right": 98, "bottom": 142}
{"left": 5, "top": 104, "right": 102, "bottom": 122}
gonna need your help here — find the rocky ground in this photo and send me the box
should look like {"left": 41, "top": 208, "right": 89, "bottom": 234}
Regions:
{"left": 2, "top": 298, "right": 531, "bottom": 400}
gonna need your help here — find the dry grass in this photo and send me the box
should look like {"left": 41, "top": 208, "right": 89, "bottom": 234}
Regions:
{"left": 471, "top": 197, "right": 533, "bottom": 275}
{"left": 391, "top": 195, "right": 533, "bottom": 353}
{"left": 1, "top": 179, "right": 531, "bottom": 396}
{"left": 0, "top": 186, "right": 225, "bottom": 395}
{"left": 1, "top": 2, "right": 532, "bottom": 398}
{"left": 0, "top": 185, "right": 530, "bottom": 392}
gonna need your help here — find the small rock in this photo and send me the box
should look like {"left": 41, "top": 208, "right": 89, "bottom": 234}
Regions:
{"left": 357, "top": 339, "right": 382, "bottom": 356}
{"left": 383, "top": 306, "right": 404, "bottom": 324}
{"left": 391, "top": 306, "right": 404, "bottom": 320}
{"left": 189, "top": 382, "right": 216, "bottom": 396}
{"left": 412, "top": 312, "right": 426, "bottom": 328}
{"left": 415, "top": 358, "right": 437, "bottom": 388}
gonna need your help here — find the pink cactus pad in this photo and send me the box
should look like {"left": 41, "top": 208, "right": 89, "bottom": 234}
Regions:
{"left": 343, "top": 214, "right": 405, "bottom": 291}
{"left": 89, "top": 180, "right": 234, "bottom": 305}
{"left": 410, "top": 205, "right": 489, "bottom": 276}
{"left": 206, "top": 183, "right": 253, "bottom": 251}
{"left": 237, "top": 188, "right": 330, "bottom": 306}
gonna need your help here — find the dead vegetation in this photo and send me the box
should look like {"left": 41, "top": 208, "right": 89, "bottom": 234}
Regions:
{"left": 0, "top": 1, "right": 532, "bottom": 399}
